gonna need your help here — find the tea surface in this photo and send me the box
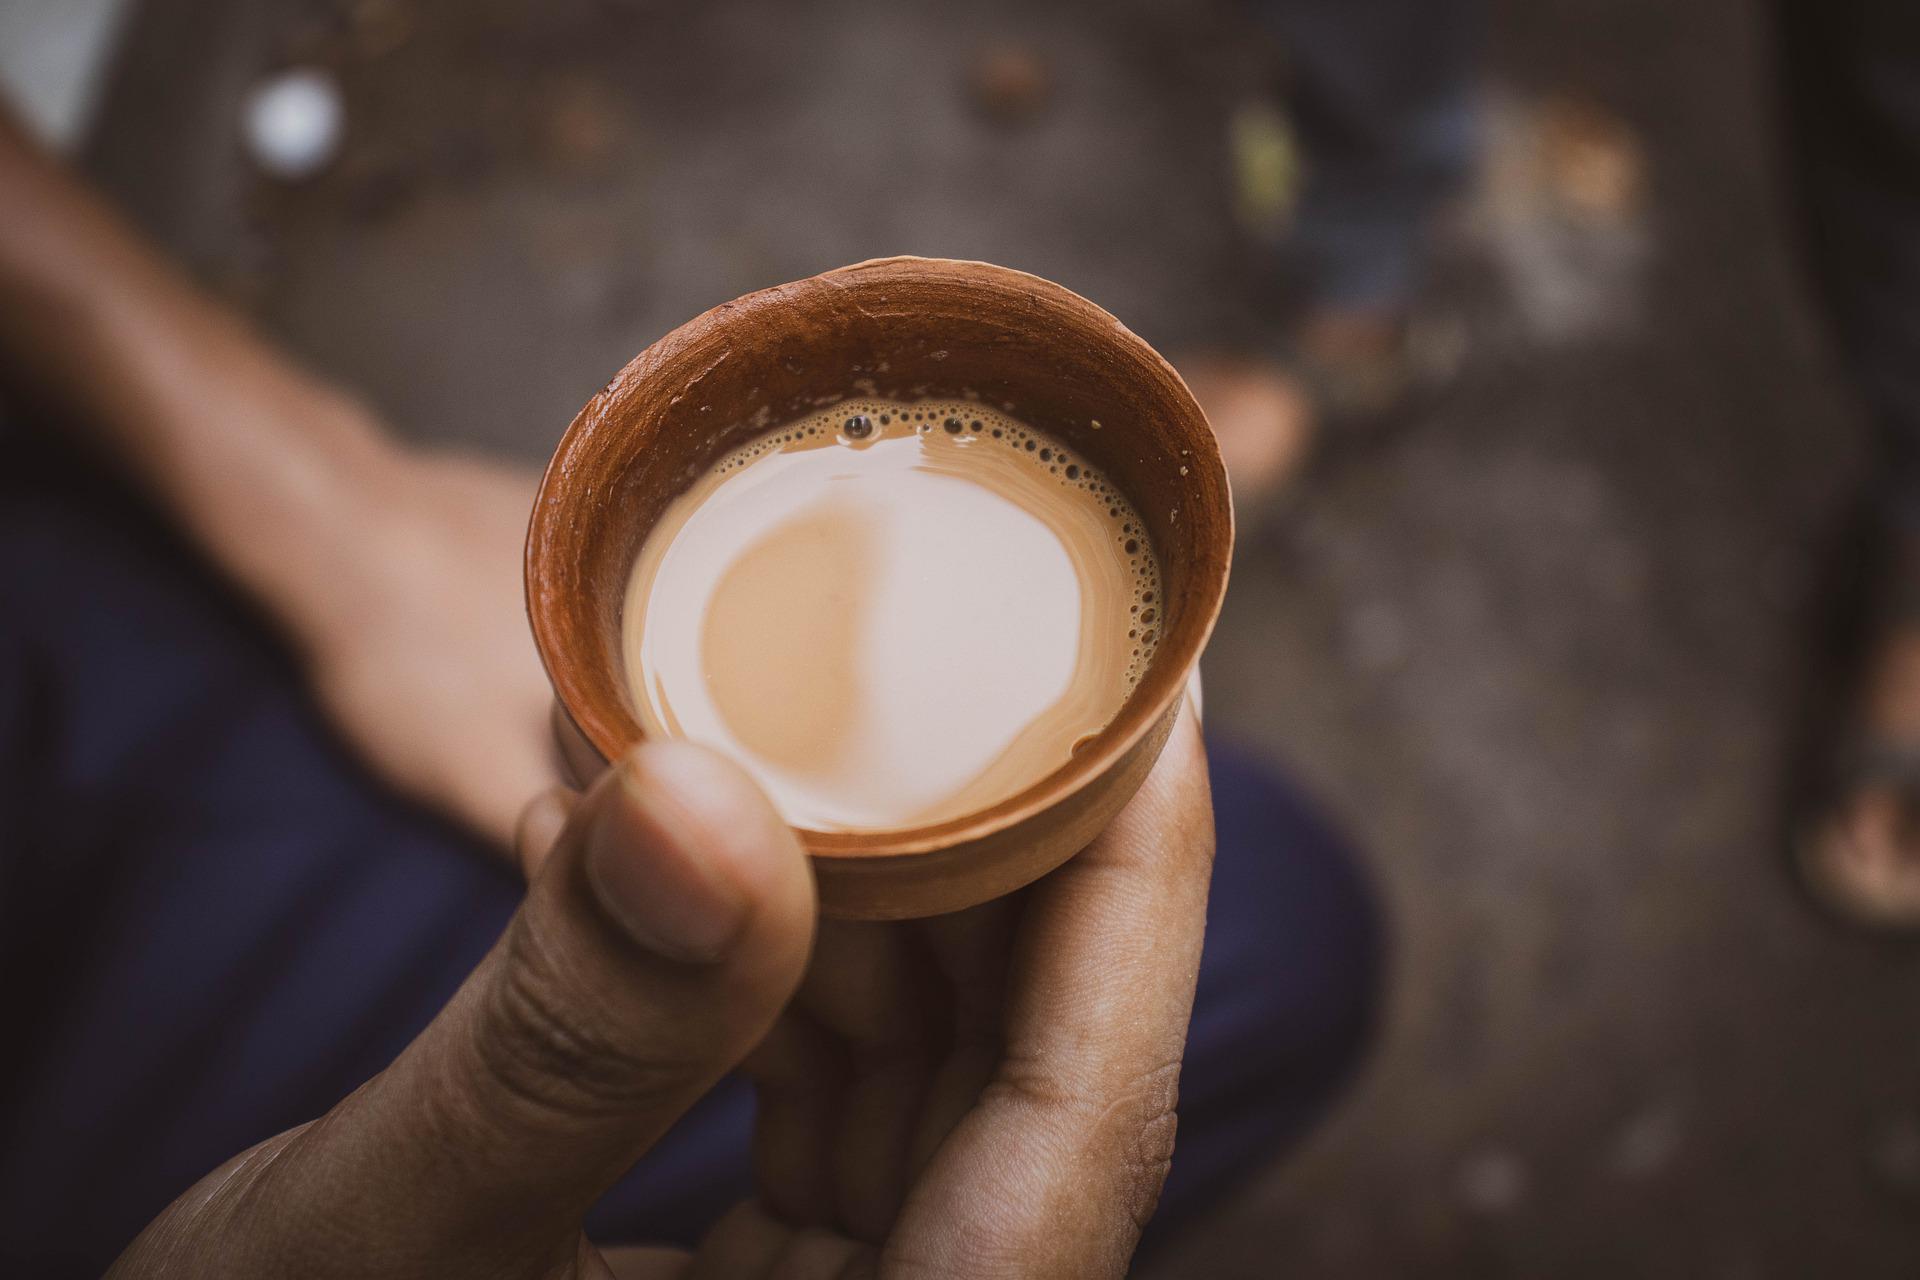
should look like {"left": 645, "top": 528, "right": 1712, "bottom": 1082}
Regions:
{"left": 623, "top": 399, "right": 1163, "bottom": 831}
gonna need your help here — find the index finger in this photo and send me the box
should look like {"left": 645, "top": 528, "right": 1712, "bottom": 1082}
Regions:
{"left": 887, "top": 704, "right": 1214, "bottom": 1278}
{"left": 1003, "top": 680, "right": 1211, "bottom": 1098}
{"left": 997, "top": 701, "right": 1213, "bottom": 1186}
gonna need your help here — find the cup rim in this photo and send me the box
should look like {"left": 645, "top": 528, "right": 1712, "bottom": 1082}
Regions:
{"left": 526, "top": 255, "right": 1232, "bottom": 859}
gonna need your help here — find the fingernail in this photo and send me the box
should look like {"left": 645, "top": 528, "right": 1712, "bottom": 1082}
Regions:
{"left": 585, "top": 748, "right": 751, "bottom": 963}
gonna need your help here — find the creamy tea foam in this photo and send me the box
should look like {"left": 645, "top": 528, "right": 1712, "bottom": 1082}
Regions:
{"left": 622, "top": 399, "right": 1163, "bottom": 831}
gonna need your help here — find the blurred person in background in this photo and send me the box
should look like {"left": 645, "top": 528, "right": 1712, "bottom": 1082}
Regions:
{"left": 1782, "top": 0, "right": 1920, "bottom": 931}
{"left": 0, "top": 79, "right": 1379, "bottom": 1277}
{"left": 1185, "top": 0, "right": 1482, "bottom": 506}
{"left": 1187, "top": 0, "right": 1920, "bottom": 933}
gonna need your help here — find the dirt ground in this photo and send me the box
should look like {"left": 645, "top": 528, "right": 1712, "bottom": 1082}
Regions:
{"left": 83, "top": 0, "right": 1920, "bottom": 1273}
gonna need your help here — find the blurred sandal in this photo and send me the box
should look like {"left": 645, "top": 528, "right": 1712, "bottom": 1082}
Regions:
{"left": 1798, "top": 738, "right": 1920, "bottom": 931}
{"left": 1796, "top": 529, "right": 1920, "bottom": 934}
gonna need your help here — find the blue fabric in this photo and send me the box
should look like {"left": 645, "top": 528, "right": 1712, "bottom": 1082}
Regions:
{"left": 0, "top": 436, "right": 1379, "bottom": 1275}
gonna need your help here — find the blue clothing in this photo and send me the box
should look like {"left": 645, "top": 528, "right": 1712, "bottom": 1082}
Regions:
{"left": 0, "top": 434, "right": 1380, "bottom": 1275}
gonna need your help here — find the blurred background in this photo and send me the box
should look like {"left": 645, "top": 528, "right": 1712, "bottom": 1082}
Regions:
{"left": 5, "top": 0, "right": 1917, "bottom": 1273}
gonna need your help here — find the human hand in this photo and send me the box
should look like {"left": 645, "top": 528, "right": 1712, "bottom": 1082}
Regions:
{"left": 0, "top": 101, "right": 557, "bottom": 857}
{"left": 673, "top": 703, "right": 1215, "bottom": 1278}
{"left": 109, "top": 741, "right": 814, "bottom": 1280}
{"left": 288, "top": 443, "right": 558, "bottom": 860}
{"left": 112, "top": 711, "right": 1213, "bottom": 1279}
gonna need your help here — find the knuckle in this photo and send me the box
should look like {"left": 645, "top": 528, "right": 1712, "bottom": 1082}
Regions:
{"left": 472, "top": 921, "right": 694, "bottom": 1120}
{"left": 987, "top": 1050, "right": 1077, "bottom": 1115}
{"left": 1121, "top": 1104, "right": 1179, "bottom": 1231}
{"left": 1106, "top": 1061, "right": 1182, "bottom": 1231}
{"left": 989, "top": 1056, "right": 1183, "bottom": 1234}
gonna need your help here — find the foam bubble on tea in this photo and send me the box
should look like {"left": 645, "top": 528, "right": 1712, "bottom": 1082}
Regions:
{"left": 622, "top": 399, "right": 1164, "bottom": 831}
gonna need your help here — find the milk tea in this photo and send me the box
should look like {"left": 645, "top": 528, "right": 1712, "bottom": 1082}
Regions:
{"left": 622, "top": 399, "right": 1162, "bottom": 831}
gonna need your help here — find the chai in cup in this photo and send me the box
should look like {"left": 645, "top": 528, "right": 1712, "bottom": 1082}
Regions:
{"left": 621, "top": 398, "right": 1164, "bottom": 833}
{"left": 526, "top": 256, "right": 1231, "bottom": 919}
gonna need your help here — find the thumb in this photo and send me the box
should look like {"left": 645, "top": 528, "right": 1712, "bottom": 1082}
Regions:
{"left": 304, "top": 742, "right": 816, "bottom": 1269}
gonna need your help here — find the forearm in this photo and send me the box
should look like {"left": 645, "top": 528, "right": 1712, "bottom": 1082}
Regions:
{"left": 0, "top": 104, "right": 401, "bottom": 629}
